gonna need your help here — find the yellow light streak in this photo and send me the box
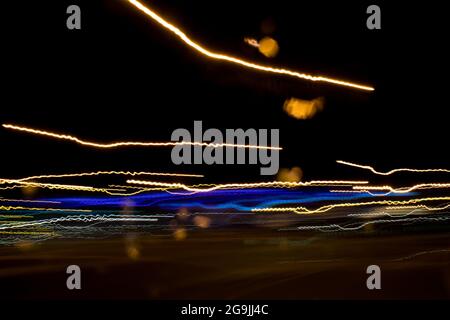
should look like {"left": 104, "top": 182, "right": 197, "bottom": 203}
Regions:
{"left": 337, "top": 160, "right": 450, "bottom": 175}
{"left": 127, "top": 0, "right": 374, "bottom": 91}
{"left": 348, "top": 203, "right": 450, "bottom": 218}
{"left": 12, "top": 170, "right": 203, "bottom": 182}
{"left": 0, "top": 179, "right": 182, "bottom": 196}
{"left": 0, "top": 179, "right": 162, "bottom": 196}
{"left": 0, "top": 215, "right": 160, "bottom": 231}
{"left": 296, "top": 216, "right": 450, "bottom": 232}
{"left": 252, "top": 196, "right": 450, "bottom": 214}
{"left": 2, "top": 124, "right": 282, "bottom": 150}
{"left": 0, "top": 198, "right": 61, "bottom": 204}
{"left": 0, "top": 206, "right": 91, "bottom": 213}
{"left": 0, "top": 179, "right": 115, "bottom": 192}
{"left": 0, "top": 185, "right": 22, "bottom": 191}
{"left": 353, "top": 183, "right": 450, "bottom": 194}
{"left": 385, "top": 203, "right": 450, "bottom": 212}
{"left": 330, "top": 189, "right": 368, "bottom": 193}
{"left": 127, "top": 179, "right": 369, "bottom": 193}
{"left": 0, "top": 215, "right": 33, "bottom": 219}
{"left": 0, "top": 231, "right": 55, "bottom": 235}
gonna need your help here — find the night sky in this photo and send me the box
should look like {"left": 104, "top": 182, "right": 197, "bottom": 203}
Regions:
{"left": 2, "top": 0, "right": 449, "bottom": 183}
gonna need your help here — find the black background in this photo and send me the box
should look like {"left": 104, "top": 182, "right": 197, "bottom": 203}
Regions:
{"left": 2, "top": 0, "right": 449, "bottom": 184}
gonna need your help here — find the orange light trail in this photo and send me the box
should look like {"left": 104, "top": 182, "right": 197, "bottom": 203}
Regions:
{"left": 2, "top": 124, "right": 281, "bottom": 150}
{"left": 127, "top": 0, "right": 374, "bottom": 91}
{"left": 337, "top": 160, "right": 450, "bottom": 175}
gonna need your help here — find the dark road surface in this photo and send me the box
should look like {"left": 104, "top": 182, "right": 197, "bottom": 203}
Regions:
{"left": 1, "top": 228, "right": 449, "bottom": 300}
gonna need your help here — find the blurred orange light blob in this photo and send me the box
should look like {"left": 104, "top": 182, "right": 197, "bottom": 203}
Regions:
{"left": 173, "top": 228, "right": 187, "bottom": 241}
{"left": 177, "top": 208, "right": 190, "bottom": 221}
{"left": 126, "top": 245, "right": 140, "bottom": 260}
{"left": 283, "top": 97, "right": 325, "bottom": 120}
{"left": 15, "top": 240, "right": 35, "bottom": 251}
{"left": 193, "top": 215, "right": 211, "bottom": 229}
{"left": 21, "top": 185, "right": 38, "bottom": 198}
{"left": 258, "top": 37, "right": 279, "bottom": 58}
{"left": 277, "top": 167, "right": 303, "bottom": 182}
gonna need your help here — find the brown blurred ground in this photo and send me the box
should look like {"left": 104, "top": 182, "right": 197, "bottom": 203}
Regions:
{"left": 0, "top": 229, "right": 449, "bottom": 300}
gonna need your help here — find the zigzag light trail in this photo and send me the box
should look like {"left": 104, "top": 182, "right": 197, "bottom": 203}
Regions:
{"left": 12, "top": 170, "right": 204, "bottom": 182}
{"left": 293, "top": 216, "right": 450, "bottom": 232}
{"left": 0, "top": 231, "right": 56, "bottom": 236}
{"left": 127, "top": 179, "right": 369, "bottom": 193}
{"left": 0, "top": 179, "right": 192, "bottom": 196}
{"left": 2, "top": 124, "right": 281, "bottom": 150}
{"left": 253, "top": 196, "right": 450, "bottom": 214}
{"left": 385, "top": 203, "right": 450, "bottom": 212}
{"left": 347, "top": 203, "right": 450, "bottom": 218}
{"left": 0, "top": 215, "right": 162, "bottom": 231}
{"left": 127, "top": 0, "right": 374, "bottom": 91}
{"left": 353, "top": 183, "right": 450, "bottom": 194}
{"left": 0, "top": 179, "right": 120, "bottom": 193}
{"left": 0, "top": 178, "right": 181, "bottom": 196}
{"left": 0, "top": 198, "right": 61, "bottom": 204}
{"left": 0, "top": 206, "right": 91, "bottom": 213}
{"left": 337, "top": 160, "right": 450, "bottom": 175}
{"left": 1, "top": 178, "right": 369, "bottom": 196}
{"left": 0, "top": 215, "right": 33, "bottom": 219}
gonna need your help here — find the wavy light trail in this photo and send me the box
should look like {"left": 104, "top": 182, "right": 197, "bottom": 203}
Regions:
{"left": 253, "top": 196, "right": 450, "bottom": 214}
{"left": 353, "top": 183, "right": 450, "bottom": 194}
{"left": 127, "top": 0, "right": 374, "bottom": 91}
{"left": 127, "top": 179, "right": 369, "bottom": 193}
{"left": 294, "top": 216, "right": 450, "bottom": 232}
{"left": 12, "top": 170, "right": 203, "bottom": 182}
{"left": 0, "top": 206, "right": 91, "bottom": 213}
{"left": 0, "top": 214, "right": 160, "bottom": 231}
{"left": 347, "top": 203, "right": 450, "bottom": 218}
{"left": 2, "top": 124, "right": 281, "bottom": 150}
{"left": 337, "top": 160, "right": 450, "bottom": 175}
{"left": 0, "top": 198, "right": 61, "bottom": 204}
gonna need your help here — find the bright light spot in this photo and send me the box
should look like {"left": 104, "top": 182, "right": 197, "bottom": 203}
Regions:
{"left": 283, "top": 97, "right": 325, "bottom": 120}
{"left": 258, "top": 37, "right": 279, "bottom": 58}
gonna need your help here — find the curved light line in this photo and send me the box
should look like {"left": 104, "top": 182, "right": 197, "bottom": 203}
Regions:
{"left": 128, "top": 0, "right": 374, "bottom": 91}
{"left": 253, "top": 196, "right": 450, "bottom": 214}
{"left": 337, "top": 160, "right": 450, "bottom": 175}
{"left": 12, "top": 170, "right": 203, "bottom": 182}
{"left": 127, "top": 179, "right": 369, "bottom": 193}
{"left": 2, "top": 124, "right": 281, "bottom": 150}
